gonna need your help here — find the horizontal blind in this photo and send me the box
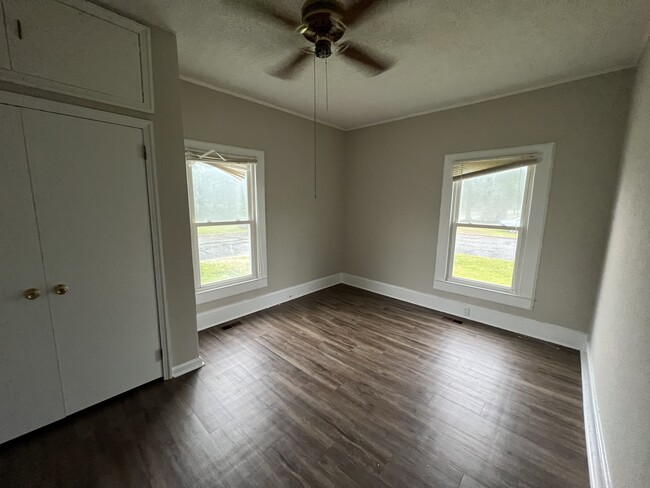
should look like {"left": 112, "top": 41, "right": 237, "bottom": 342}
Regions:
{"left": 453, "top": 153, "right": 539, "bottom": 181}
{"left": 185, "top": 147, "right": 256, "bottom": 181}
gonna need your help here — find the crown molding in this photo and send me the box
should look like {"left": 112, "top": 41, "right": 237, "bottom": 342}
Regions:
{"left": 179, "top": 75, "right": 345, "bottom": 131}
{"left": 346, "top": 64, "right": 636, "bottom": 131}
{"left": 181, "top": 64, "right": 635, "bottom": 132}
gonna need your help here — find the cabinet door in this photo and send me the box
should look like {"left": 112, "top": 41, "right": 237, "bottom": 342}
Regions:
{"left": 22, "top": 108, "right": 162, "bottom": 414}
{"left": 0, "top": 104, "right": 65, "bottom": 443}
{"left": 2, "top": 0, "right": 150, "bottom": 110}
{"left": 0, "top": 4, "right": 9, "bottom": 69}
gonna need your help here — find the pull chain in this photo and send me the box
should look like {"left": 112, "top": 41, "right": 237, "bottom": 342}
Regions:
{"left": 313, "top": 55, "right": 317, "bottom": 199}
{"left": 325, "top": 57, "right": 329, "bottom": 111}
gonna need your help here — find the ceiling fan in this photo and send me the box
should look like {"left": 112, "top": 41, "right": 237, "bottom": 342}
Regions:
{"left": 228, "top": 0, "right": 395, "bottom": 79}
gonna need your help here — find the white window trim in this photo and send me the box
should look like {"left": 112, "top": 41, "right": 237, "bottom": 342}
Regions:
{"left": 185, "top": 139, "right": 268, "bottom": 304}
{"left": 433, "top": 143, "right": 555, "bottom": 310}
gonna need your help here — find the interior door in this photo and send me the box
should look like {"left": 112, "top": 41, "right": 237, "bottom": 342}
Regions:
{"left": 0, "top": 104, "right": 65, "bottom": 443}
{"left": 21, "top": 108, "right": 163, "bottom": 414}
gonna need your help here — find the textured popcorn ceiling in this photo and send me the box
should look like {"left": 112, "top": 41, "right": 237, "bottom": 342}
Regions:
{"left": 98, "top": 0, "right": 650, "bottom": 129}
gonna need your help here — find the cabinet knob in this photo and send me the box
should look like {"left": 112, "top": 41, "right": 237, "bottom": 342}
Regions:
{"left": 54, "top": 284, "right": 69, "bottom": 295}
{"left": 23, "top": 288, "right": 41, "bottom": 300}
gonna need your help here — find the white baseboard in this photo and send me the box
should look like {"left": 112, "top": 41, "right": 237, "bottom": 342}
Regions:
{"left": 341, "top": 273, "right": 587, "bottom": 350}
{"left": 580, "top": 344, "right": 612, "bottom": 488}
{"left": 196, "top": 273, "right": 343, "bottom": 331}
{"left": 171, "top": 356, "right": 204, "bottom": 378}
{"left": 197, "top": 271, "right": 587, "bottom": 348}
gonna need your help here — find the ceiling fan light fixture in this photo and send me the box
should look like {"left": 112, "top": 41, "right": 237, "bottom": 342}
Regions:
{"left": 315, "top": 39, "right": 332, "bottom": 59}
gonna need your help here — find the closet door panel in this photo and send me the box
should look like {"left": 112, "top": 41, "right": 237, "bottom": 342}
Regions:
{"left": 22, "top": 109, "right": 162, "bottom": 414}
{"left": 0, "top": 104, "right": 65, "bottom": 443}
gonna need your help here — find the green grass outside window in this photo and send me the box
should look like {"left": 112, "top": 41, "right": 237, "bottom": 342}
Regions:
{"left": 452, "top": 254, "right": 515, "bottom": 287}
{"left": 200, "top": 255, "right": 251, "bottom": 285}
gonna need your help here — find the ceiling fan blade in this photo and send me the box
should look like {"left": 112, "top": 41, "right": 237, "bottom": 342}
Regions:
{"left": 269, "top": 50, "right": 312, "bottom": 79}
{"left": 223, "top": 0, "right": 299, "bottom": 29}
{"left": 339, "top": 42, "right": 393, "bottom": 75}
{"left": 343, "top": 0, "right": 389, "bottom": 27}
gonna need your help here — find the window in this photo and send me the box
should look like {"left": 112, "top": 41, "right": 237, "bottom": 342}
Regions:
{"left": 185, "top": 140, "right": 267, "bottom": 303}
{"left": 434, "top": 143, "right": 554, "bottom": 309}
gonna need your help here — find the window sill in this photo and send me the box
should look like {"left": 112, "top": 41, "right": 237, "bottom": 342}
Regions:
{"left": 433, "top": 279, "right": 533, "bottom": 310}
{"left": 195, "top": 277, "right": 268, "bottom": 305}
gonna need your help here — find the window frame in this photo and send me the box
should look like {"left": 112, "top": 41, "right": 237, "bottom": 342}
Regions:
{"left": 185, "top": 139, "right": 267, "bottom": 304}
{"left": 433, "top": 143, "right": 555, "bottom": 309}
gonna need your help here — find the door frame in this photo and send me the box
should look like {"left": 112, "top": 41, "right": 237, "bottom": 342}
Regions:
{"left": 0, "top": 91, "right": 173, "bottom": 379}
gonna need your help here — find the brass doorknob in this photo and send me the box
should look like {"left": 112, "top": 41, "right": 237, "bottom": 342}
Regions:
{"left": 23, "top": 288, "right": 41, "bottom": 300}
{"left": 54, "top": 284, "right": 69, "bottom": 295}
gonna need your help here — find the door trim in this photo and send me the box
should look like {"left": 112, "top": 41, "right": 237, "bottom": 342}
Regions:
{"left": 0, "top": 91, "right": 172, "bottom": 379}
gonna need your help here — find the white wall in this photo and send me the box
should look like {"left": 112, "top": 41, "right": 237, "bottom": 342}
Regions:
{"left": 180, "top": 81, "right": 346, "bottom": 315}
{"left": 343, "top": 70, "right": 634, "bottom": 333}
{"left": 588, "top": 40, "right": 650, "bottom": 487}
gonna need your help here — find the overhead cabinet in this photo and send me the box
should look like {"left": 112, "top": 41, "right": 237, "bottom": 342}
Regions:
{"left": 0, "top": 95, "right": 164, "bottom": 443}
{"left": 0, "top": 0, "right": 153, "bottom": 111}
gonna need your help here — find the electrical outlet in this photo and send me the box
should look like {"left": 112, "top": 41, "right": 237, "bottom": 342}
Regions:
{"left": 462, "top": 307, "right": 471, "bottom": 317}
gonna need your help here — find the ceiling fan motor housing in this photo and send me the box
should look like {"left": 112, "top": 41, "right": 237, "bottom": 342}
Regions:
{"left": 302, "top": 0, "right": 344, "bottom": 20}
{"left": 301, "top": 0, "right": 346, "bottom": 47}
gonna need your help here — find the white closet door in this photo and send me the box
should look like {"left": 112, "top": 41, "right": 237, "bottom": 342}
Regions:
{"left": 22, "top": 108, "right": 162, "bottom": 414}
{"left": 0, "top": 104, "right": 65, "bottom": 443}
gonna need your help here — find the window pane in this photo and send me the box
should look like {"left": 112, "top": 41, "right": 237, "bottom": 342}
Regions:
{"left": 452, "top": 226, "right": 518, "bottom": 288}
{"left": 457, "top": 166, "right": 528, "bottom": 226}
{"left": 197, "top": 224, "right": 252, "bottom": 286}
{"left": 190, "top": 161, "right": 250, "bottom": 222}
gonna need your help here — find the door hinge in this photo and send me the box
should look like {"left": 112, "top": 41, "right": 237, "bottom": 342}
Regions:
{"left": 16, "top": 19, "right": 23, "bottom": 40}
{"left": 155, "top": 348, "right": 162, "bottom": 362}
{"left": 143, "top": 145, "right": 147, "bottom": 160}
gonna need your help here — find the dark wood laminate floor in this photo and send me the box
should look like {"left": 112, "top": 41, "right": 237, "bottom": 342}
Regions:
{"left": 0, "top": 285, "right": 589, "bottom": 487}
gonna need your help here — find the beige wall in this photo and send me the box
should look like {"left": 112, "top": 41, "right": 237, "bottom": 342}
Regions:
{"left": 589, "top": 41, "right": 650, "bottom": 487}
{"left": 0, "top": 27, "right": 200, "bottom": 368}
{"left": 180, "top": 81, "right": 346, "bottom": 314}
{"left": 343, "top": 70, "right": 634, "bottom": 333}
